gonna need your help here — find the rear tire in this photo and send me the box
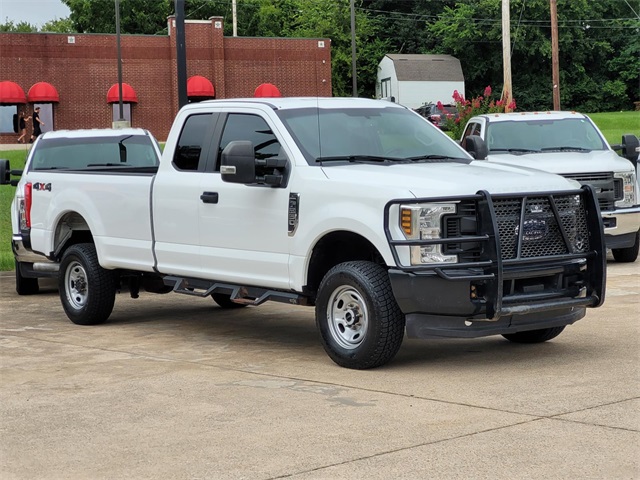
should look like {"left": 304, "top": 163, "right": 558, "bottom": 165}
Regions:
{"left": 59, "top": 243, "right": 117, "bottom": 325}
{"left": 212, "top": 293, "right": 247, "bottom": 309}
{"left": 502, "top": 326, "right": 565, "bottom": 344}
{"left": 611, "top": 231, "right": 639, "bottom": 263}
{"left": 15, "top": 260, "right": 39, "bottom": 295}
{"left": 316, "top": 261, "right": 405, "bottom": 369}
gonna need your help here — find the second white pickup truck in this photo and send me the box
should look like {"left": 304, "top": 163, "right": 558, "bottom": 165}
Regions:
{"left": 1, "top": 98, "right": 606, "bottom": 369}
{"left": 461, "top": 111, "right": 640, "bottom": 262}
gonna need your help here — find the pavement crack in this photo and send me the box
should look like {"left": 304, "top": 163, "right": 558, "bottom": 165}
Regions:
{"left": 266, "top": 418, "right": 545, "bottom": 479}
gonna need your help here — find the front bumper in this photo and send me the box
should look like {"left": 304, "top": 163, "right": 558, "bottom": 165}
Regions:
{"left": 601, "top": 205, "right": 640, "bottom": 249}
{"left": 390, "top": 259, "right": 592, "bottom": 338}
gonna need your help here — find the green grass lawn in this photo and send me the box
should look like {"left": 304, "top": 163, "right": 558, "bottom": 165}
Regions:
{"left": 587, "top": 111, "right": 640, "bottom": 145}
{"left": 0, "top": 113, "right": 638, "bottom": 271}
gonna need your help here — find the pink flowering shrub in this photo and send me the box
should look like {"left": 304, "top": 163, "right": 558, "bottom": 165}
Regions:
{"left": 440, "top": 86, "right": 516, "bottom": 139}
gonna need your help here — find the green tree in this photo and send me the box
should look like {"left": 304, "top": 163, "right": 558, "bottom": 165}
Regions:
{"left": 427, "top": 0, "right": 639, "bottom": 111}
{"left": 275, "top": 0, "right": 389, "bottom": 97}
{"left": 40, "top": 18, "right": 75, "bottom": 33}
{"left": 0, "top": 20, "right": 38, "bottom": 32}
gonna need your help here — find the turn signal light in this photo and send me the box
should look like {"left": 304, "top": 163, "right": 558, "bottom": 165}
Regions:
{"left": 401, "top": 208, "right": 412, "bottom": 236}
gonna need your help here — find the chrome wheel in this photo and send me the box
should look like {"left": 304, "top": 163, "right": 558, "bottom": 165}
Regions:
{"left": 65, "top": 260, "right": 89, "bottom": 310}
{"left": 327, "top": 286, "right": 369, "bottom": 350}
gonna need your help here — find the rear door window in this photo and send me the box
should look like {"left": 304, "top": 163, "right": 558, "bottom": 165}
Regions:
{"left": 173, "top": 113, "right": 216, "bottom": 171}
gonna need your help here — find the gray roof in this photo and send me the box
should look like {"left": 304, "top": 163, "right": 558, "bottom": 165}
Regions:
{"left": 386, "top": 54, "right": 464, "bottom": 82}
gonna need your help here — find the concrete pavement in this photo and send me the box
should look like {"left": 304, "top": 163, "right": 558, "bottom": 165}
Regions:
{"left": 0, "top": 259, "right": 638, "bottom": 479}
{"left": 0, "top": 143, "right": 32, "bottom": 152}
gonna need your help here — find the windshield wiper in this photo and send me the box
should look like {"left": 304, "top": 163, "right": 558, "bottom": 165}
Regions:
{"left": 86, "top": 163, "right": 133, "bottom": 167}
{"left": 540, "top": 146, "right": 591, "bottom": 152}
{"left": 317, "top": 155, "right": 397, "bottom": 163}
{"left": 406, "top": 154, "right": 471, "bottom": 163}
{"left": 490, "top": 148, "right": 541, "bottom": 153}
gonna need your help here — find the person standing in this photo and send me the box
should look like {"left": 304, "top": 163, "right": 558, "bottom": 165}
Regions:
{"left": 29, "top": 106, "right": 44, "bottom": 143}
{"left": 17, "top": 110, "right": 31, "bottom": 144}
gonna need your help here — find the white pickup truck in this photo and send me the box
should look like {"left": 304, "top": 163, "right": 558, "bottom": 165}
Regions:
{"left": 460, "top": 111, "right": 640, "bottom": 262}
{"left": 5, "top": 128, "right": 162, "bottom": 294}
{"left": 1, "top": 98, "right": 606, "bottom": 369}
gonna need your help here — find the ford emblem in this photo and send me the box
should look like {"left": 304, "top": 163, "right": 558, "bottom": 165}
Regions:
{"left": 515, "top": 219, "right": 548, "bottom": 241}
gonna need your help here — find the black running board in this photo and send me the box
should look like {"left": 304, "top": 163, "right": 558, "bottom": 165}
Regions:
{"left": 163, "top": 275, "right": 310, "bottom": 306}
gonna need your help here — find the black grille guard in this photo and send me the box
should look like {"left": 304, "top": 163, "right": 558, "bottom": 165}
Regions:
{"left": 384, "top": 185, "right": 606, "bottom": 320}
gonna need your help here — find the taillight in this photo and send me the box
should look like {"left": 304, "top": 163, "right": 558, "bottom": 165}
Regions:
{"left": 21, "top": 182, "right": 32, "bottom": 229}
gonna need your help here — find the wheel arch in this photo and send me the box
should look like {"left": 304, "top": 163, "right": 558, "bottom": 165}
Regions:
{"left": 305, "top": 230, "right": 386, "bottom": 298}
{"left": 52, "top": 211, "right": 94, "bottom": 260}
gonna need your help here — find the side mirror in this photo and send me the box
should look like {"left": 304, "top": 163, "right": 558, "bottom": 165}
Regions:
{"left": 0, "top": 159, "right": 10, "bottom": 185}
{"left": 221, "top": 140, "right": 289, "bottom": 187}
{"left": 463, "top": 135, "right": 488, "bottom": 160}
{"left": 619, "top": 134, "right": 639, "bottom": 166}
{"left": 221, "top": 141, "right": 257, "bottom": 184}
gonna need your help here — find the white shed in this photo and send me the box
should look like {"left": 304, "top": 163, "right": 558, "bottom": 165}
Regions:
{"left": 376, "top": 54, "right": 465, "bottom": 109}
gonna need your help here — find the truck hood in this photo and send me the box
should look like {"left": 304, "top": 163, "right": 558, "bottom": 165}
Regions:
{"left": 320, "top": 161, "right": 579, "bottom": 198}
{"left": 486, "top": 150, "right": 634, "bottom": 175}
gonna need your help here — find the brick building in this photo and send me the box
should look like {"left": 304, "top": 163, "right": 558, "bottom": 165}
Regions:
{"left": 0, "top": 16, "right": 332, "bottom": 142}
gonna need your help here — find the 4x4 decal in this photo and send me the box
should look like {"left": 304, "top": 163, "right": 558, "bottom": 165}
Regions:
{"left": 33, "top": 182, "right": 52, "bottom": 192}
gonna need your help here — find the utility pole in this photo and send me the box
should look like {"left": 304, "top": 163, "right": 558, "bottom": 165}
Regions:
{"left": 550, "top": 0, "right": 561, "bottom": 110}
{"left": 232, "top": 0, "right": 237, "bottom": 37}
{"left": 350, "top": 0, "right": 357, "bottom": 97}
{"left": 501, "top": 0, "right": 513, "bottom": 112}
{"left": 115, "top": 0, "right": 124, "bottom": 122}
{"left": 175, "top": 0, "right": 188, "bottom": 109}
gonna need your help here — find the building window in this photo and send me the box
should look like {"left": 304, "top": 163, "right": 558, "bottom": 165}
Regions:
{"left": 380, "top": 77, "right": 391, "bottom": 98}
{"left": 112, "top": 103, "right": 132, "bottom": 124}
{"left": 0, "top": 105, "right": 18, "bottom": 133}
{"left": 33, "top": 103, "right": 54, "bottom": 133}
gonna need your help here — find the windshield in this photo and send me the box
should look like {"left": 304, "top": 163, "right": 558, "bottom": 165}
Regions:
{"left": 30, "top": 134, "right": 160, "bottom": 171}
{"left": 276, "top": 106, "right": 470, "bottom": 165}
{"left": 487, "top": 118, "right": 607, "bottom": 153}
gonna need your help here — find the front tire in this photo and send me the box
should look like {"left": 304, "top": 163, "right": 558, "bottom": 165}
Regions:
{"left": 15, "top": 260, "right": 39, "bottom": 295}
{"left": 59, "top": 243, "right": 117, "bottom": 325}
{"left": 611, "top": 231, "right": 639, "bottom": 263}
{"left": 316, "top": 261, "right": 405, "bottom": 369}
{"left": 502, "top": 326, "right": 565, "bottom": 344}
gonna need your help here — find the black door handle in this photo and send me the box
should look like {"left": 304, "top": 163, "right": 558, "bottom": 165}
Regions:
{"left": 200, "top": 192, "right": 219, "bottom": 204}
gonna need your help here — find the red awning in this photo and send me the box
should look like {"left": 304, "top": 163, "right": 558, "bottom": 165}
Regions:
{"left": 27, "top": 82, "right": 60, "bottom": 102}
{"left": 106, "top": 83, "right": 138, "bottom": 103}
{"left": 0, "top": 81, "right": 27, "bottom": 104}
{"left": 187, "top": 76, "right": 215, "bottom": 98}
{"left": 254, "top": 83, "right": 281, "bottom": 98}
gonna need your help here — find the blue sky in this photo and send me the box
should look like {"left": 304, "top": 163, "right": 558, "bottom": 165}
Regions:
{"left": 1, "top": 0, "right": 71, "bottom": 27}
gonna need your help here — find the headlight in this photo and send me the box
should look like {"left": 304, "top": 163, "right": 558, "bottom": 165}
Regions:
{"left": 614, "top": 171, "right": 637, "bottom": 207}
{"left": 400, "top": 203, "right": 458, "bottom": 264}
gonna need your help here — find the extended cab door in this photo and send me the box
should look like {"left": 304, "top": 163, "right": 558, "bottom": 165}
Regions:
{"left": 153, "top": 112, "right": 220, "bottom": 277}
{"left": 198, "top": 109, "right": 292, "bottom": 289}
